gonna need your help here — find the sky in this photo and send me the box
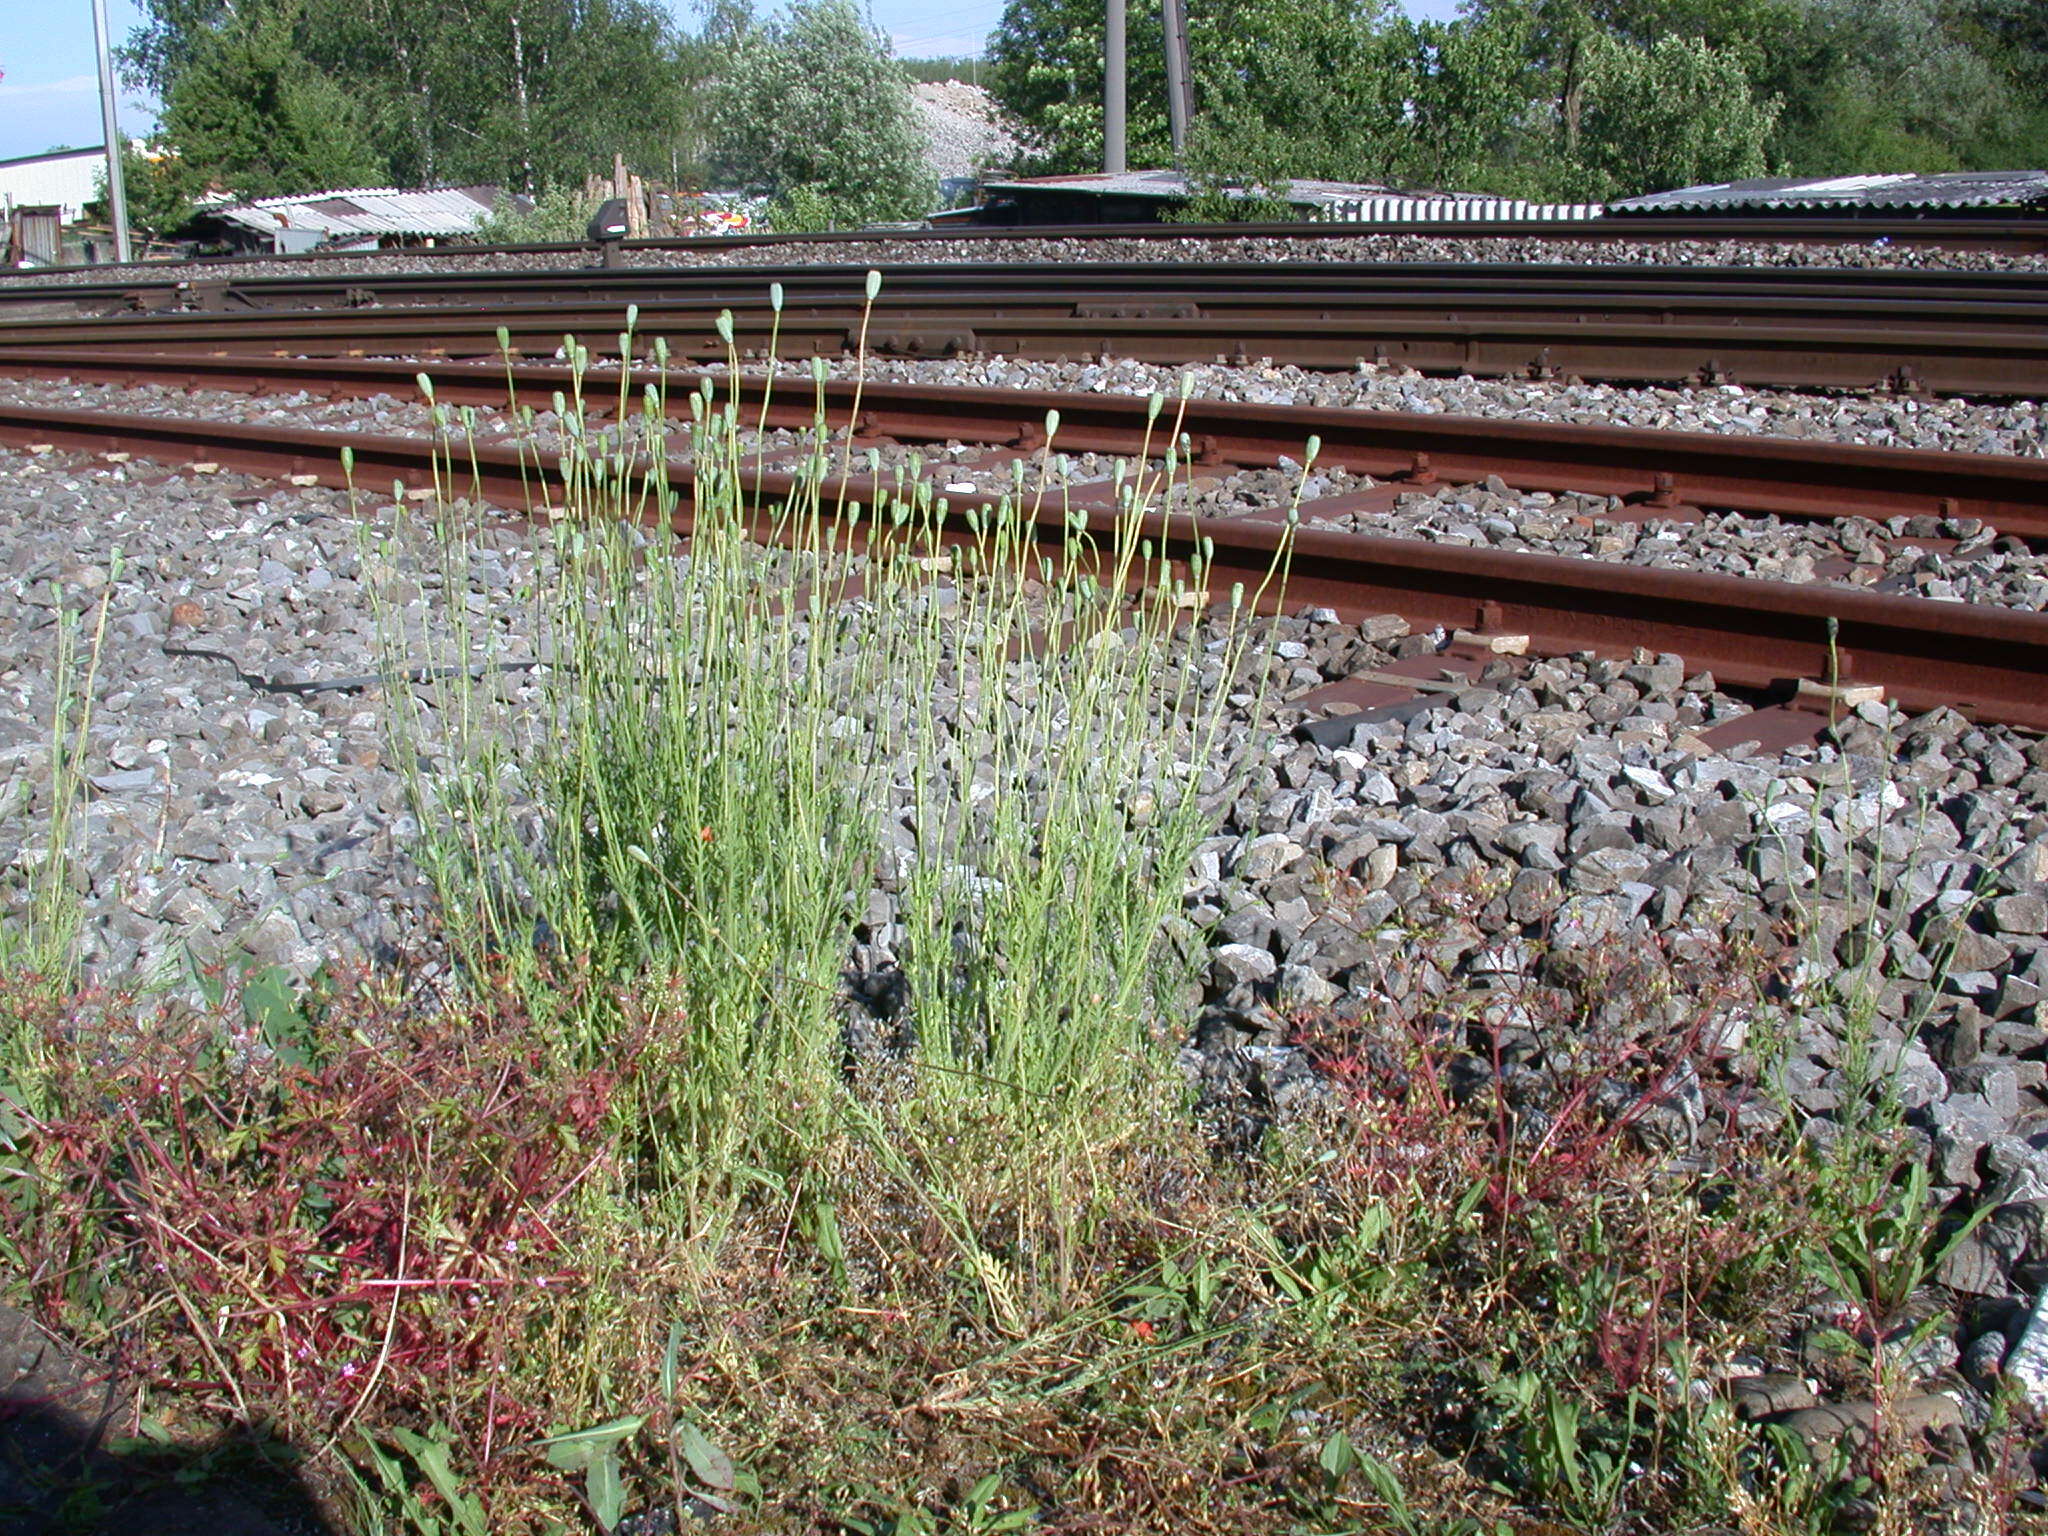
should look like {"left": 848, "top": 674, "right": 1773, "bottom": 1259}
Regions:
{"left": 0, "top": 0, "right": 1467, "bottom": 162}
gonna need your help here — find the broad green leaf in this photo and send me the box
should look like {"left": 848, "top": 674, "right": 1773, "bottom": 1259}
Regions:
{"left": 587, "top": 1453, "right": 627, "bottom": 1532}
{"left": 537, "top": 1415, "right": 647, "bottom": 1472}
{"left": 676, "top": 1420, "right": 735, "bottom": 1490}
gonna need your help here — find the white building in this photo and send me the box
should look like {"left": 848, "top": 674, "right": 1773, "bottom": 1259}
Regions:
{"left": 0, "top": 146, "right": 109, "bottom": 222}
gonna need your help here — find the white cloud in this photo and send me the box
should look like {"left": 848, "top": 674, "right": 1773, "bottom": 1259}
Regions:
{"left": 0, "top": 74, "right": 100, "bottom": 99}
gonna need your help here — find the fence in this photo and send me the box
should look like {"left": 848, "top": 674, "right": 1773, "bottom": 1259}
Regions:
{"left": 1321, "top": 198, "right": 1605, "bottom": 223}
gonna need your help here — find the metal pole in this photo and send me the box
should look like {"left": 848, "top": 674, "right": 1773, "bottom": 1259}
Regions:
{"left": 1162, "top": 0, "right": 1192, "bottom": 167}
{"left": 1104, "top": 0, "right": 1126, "bottom": 174}
{"left": 91, "top": 0, "right": 132, "bottom": 263}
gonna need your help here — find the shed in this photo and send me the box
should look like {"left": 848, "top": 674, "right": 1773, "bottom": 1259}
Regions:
{"left": 1609, "top": 171, "right": 2048, "bottom": 217}
{"left": 0, "top": 146, "right": 109, "bottom": 223}
{"left": 958, "top": 170, "right": 1598, "bottom": 226}
{"left": 4, "top": 206, "right": 63, "bottom": 266}
{"left": 194, "top": 186, "right": 505, "bottom": 253}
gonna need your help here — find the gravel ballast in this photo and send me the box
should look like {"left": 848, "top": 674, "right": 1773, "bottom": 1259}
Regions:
{"left": 2, "top": 442, "right": 2042, "bottom": 1109}
{"left": 3, "top": 373, "right": 2043, "bottom": 618}
{"left": 4, "top": 356, "right": 2043, "bottom": 459}
{"left": 4, "top": 231, "right": 2045, "bottom": 293}
{"left": 5, "top": 345, "right": 2048, "bottom": 1442}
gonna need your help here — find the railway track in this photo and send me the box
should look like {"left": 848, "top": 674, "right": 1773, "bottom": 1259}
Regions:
{"left": 1, "top": 290, "right": 2036, "bottom": 397}
{"left": 11, "top": 259, "right": 2046, "bottom": 319}
{"left": 6, "top": 348, "right": 2045, "bottom": 536}
{"left": 5, "top": 262, "right": 2046, "bottom": 394}
{"left": 8, "top": 214, "right": 2045, "bottom": 290}
{"left": 2, "top": 371, "right": 2044, "bottom": 734}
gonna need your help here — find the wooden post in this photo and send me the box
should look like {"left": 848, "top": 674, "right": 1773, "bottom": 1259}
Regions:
{"left": 626, "top": 174, "right": 647, "bottom": 238}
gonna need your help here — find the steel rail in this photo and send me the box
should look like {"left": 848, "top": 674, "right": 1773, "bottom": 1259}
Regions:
{"left": 7, "top": 348, "right": 2046, "bottom": 536}
{"left": 11, "top": 260, "right": 2048, "bottom": 320}
{"left": 7, "top": 214, "right": 2045, "bottom": 286}
{"left": 1, "top": 399, "right": 2044, "bottom": 730}
{"left": 0, "top": 295, "right": 2038, "bottom": 395}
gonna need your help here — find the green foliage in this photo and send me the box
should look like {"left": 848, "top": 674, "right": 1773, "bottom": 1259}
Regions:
{"left": 536, "top": 1416, "right": 645, "bottom": 1530}
{"left": 155, "top": 2, "right": 385, "bottom": 198}
{"left": 354, "top": 1427, "right": 490, "bottom": 1536}
{"left": 709, "top": 0, "right": 934, "bottom": 223}
{"left": 988, "top": 0, "right": 1171, "bottom": 172}
{"left": 128, "top": 0, "right": 698, "bottom": 198}
{"left": 1184, "top": 0, "right": 1412, "bottom": 186}
{"left": 765, "top": 184, "right": 886, "bottom": 233}
{"left": 0, "top": 564, "right": 119, "bottom": 998}
{"left": 385, "top": 314, "right": 1270, "bottom": 1209}
{"left": 898, "top": 55, "right": 983, "bottom": 84}
{"left": 89, "top": 141, "right": 206, "bottom": 240}
{"left": 1165, "top": 133, "right": 1299, "bottom": 223}
{"left": 471, "top": 185, "right": 605, "bottom": 244}
{"left": 1484, "top": 1371, "right": 1642, "bottom": 1528}
{"left": 990, "top": 0, "right": 2045, "bottom": 198}
{"left": 1769, "top": 0, "right": 2046, "bottom": 174}
{"left": 1806, "top": 1148, "right": 1994, "bottom": 1338}
{"left": 1553, "top": 31, "right": 1779, "bottom": 200}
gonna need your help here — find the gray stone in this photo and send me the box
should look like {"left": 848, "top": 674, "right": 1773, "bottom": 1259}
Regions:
{"left": 1938, "top": 1216, "right": 2029, "bottom": 1296}
{"left": 1731, "top": 1373, "right": 1816, "bottom": 1421}
{"left": 1216, "top": 905, "right": 1277, "bottom": 952}
{"left": 1234, "top": 833, "right": 1300, "bottom": 883}
{"left": 1210, "top": 943, "right": 1278, "bottom": 991}
{"left": 1508, "top": 868, "right": 1563, "bottom": 925}
{"left": 1961, "top": 1328, "right": 2010, "bottom": 1390}
{"left": 1569, "top": 845, "right": 1652, "bottom": 895}
{"left": 1994, "top": 892, "right": 2048, "bottom": 936}
{"left": 88, "top": 768, "right": 156, "bottom": 793}
{"left": 1930, "top": 1093, "right": 2006, "bottom": 1186}
{"left": 1776, "top": 1394, "right": 1961, "bottom": 1452}
{"left": 1275, "top": 963, "right": 1340, "bottom": 1011}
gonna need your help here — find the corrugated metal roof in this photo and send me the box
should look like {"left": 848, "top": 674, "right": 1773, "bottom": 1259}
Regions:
{"left": 979, "top": 170, "right": 1466, "bottom": 209}
{"left": 0, "top": 147, "right": 107, "bottom": 172}
{"left": 211, "top": 186, "right": 502, "bottom": 240}
{"left": 973, "top": 173, "right": 1602, "bottom": 224}
{"left": 1610, "top": 171, "right": 2048, "bottom": 214}
{"left": 1325, "top": 196, "right": 1603, "bottom": 223}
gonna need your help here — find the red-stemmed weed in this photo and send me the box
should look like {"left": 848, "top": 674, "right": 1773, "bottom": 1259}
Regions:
{"left": 0, "top": 962, "right": 649, "bottom": 1515}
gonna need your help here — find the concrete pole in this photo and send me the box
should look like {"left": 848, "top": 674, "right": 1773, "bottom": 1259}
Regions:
{"left": 91, "top": 0, "right": 132, "bottom": 263}
{"left": 1162, "top": 0, "right": 1192, "bottom": 167}
{"left": 1104, "top": 0, "right": 1127, "bottom": 174}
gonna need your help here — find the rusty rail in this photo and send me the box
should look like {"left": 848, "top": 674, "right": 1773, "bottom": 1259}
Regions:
{"left": 2, "top": 264, "right": 2045, "bottom": 394}
{"left": 1, "top": 398, "right": 2043, "bottom": 730}
{"left": 6, "top": 350, "right": 2044, "bottom": 537}
{"left": 6, "top": 214, "right": 2045, "bottom": 288}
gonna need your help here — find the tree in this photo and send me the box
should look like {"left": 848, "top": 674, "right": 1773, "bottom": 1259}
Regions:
{"left": 127, "top": 0, "right": 698, "bottom": 197}
{"left": 987, "top": 0, "right": 1538, "bottom": 188}
{"left": 1396, "top": 7, "right": 1545, "bottom": 193}
{"left": 91, "top": 141, "right": 207, "bottom": 239}
{"left": 157, "top": 3, "right": 386, "bottom": 197}
{"left": 1771, "top": 0, "right": 2029, "bottom": 174}
{"left": 1188, "top": 0, "right": 1412, "bottom": 184}
{"left": 708, "top": 1, "right": 934, "bottom": 226}
{"left": 987, "top": 0, "right": 1173, "bottom": 172}
{"left": 289, "top": 0, "right": 697, "bottom": 192}
{"left": 985, "top": 0, "right": 2043, "bottom": 199}
{"left": 1554, "top": 32, "right": 1778, "bottom": 198}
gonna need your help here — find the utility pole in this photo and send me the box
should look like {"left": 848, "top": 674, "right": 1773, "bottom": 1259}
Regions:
{"left": 91, "top": 0, "right": 131, "bottom": 262}
{"left": 1103, "top": 0, "right": 1126, "bottom": 174}
{"left": 1161, "top": 0, "right": 1193, "bottom": 168}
